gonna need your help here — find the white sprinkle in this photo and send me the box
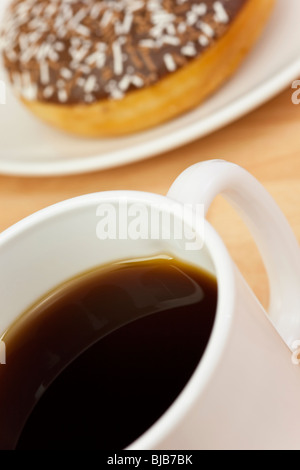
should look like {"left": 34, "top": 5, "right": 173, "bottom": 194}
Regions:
{"left": 198, "top": 21, "right": 215, "bottom": 38}
{"left": 40, "top": 61, "right": 50, "bottom": 85}
{"left": 186, "top": 11, "right": 198, "bottom": 26}
{"left": 160, "top": 35, "right": 180, "bottom": 46}
{"left": 139, "top": 39, "right": 157, "bottom": 48}
{"left": 105, "top": 80, "right": 124, "bottom": 100}
{"left": 54, "top": 42, "right": 65, "bottom": 52}
{"left": 61, "top": 68, "right": 72, "bottom": 80}
{"left": 213, "top": 1, "right": 229, "bottom": 23}
{"left": 20, "top": 45, "right": 38, "bottom": 63}
{"left": 85, "top": 50, "right": 106, "bottom": 68}
{"left": 128, "top": 0, "right": 144, "bottom": 12}
{"left": 71, "top": 37, "right": 82, "bottom": 48}
{"left": 164, "top": 53, "right": 176, "bottom": 72}
{"left": 177, "top": 23, "right": 187, "bottom": 34}
{"left": 57, "top": 27, "right": 67, "bottom": 39}
{"left": 43, "top": 86, "right": 54, "bottom": 98}
{"left": 58, "top": 89, "right": 68, "bottom": 103}
{"left": 48, "top": 49, "right": 59, "bottom": 62}
{"left": 181, "top": 42, "right": 196, "bottom": 57}
{"left": 44, "top": 4, "right": 57, "bottom": 18}
{"left": 90, "top": 3, "right": 103, "bottom": 20}
{"left": 71, "top": 8, "right": 88, "bottom": 26}
{"left": 60, "top": 4, "right": 73, "bottom": 22}
{"left": 70, "top": 45, "right": 89, "bottom": 62}
{"left": 112, "top": 40, "right": 123, "bottom": 76}
{"left": 22, "top": 83, "right": 37, "bottom": 101}
{"left": 84, "top": 94, "right": 94, "bottom": 103}
{"left": 101, "top": 10, "right": 113, "bottom": 28}
{"left": 36, "top": 43, "right": 51, "bottom": 61}
{"left": 152, "top": 11, "right": 175, "bottom": 24}
{"left": 28, "top": 17, "right": 45, "bottom": 30}
{"left": 131, "top": 75, "right": 144, "bottom": 87}
{"left": 118, "top": 73, "right": 144, "bottom": 91}
{"left": 77, "top": 25, "right": 90, "bottom": 37}
{"left": 115, "top": 13, "right": 133, "bottom": 35}
{"left": 111, "top": 89, "right": 124, "bottom": 100}
{"left": 192, "top": 4, "right": 207, "bottom": 16}
{"left": 28, "top": 31, "right": 42, "bottom": 44}
{"left": 84, "top": 75, "right": 97, "bottom": 94}
{"left": 79, "top": 65, "right": 91, "bottom": 75}
{"left": 166, "top": 23, "right": 176, "bottom": 35}
{"left": 199, "top": 35, "right": 209, "bottom": 47}
{"left": 118, "top": 75, "right": 131, "bottom": 91}
{"left": 110, "top": 88, "right": 124, "bottom": 100}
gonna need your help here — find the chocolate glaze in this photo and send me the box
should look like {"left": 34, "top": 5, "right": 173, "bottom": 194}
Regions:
{"left": 0, "top": 0, "right": 248, "bottom": 105}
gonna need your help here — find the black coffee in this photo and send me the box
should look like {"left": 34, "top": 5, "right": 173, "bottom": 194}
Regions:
{"left": 0, "top": 257, "right": 217, "bottom": 450}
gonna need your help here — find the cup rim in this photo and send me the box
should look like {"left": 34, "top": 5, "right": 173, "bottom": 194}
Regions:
{"left": 0, "top": 190, "right": 236, "bottom": 449}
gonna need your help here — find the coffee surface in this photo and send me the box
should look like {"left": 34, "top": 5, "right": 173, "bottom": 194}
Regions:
{"left": 0, "top": 257, "right": 217, "bottom": 449}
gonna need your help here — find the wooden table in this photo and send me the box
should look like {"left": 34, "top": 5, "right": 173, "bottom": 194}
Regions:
{"left": 0, "top": 86, "right": 299, "bottom": 309}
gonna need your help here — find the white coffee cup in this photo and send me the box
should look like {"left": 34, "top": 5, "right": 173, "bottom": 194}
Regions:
{"left": 1, "top": 160, "right": 300, "bottom": 450}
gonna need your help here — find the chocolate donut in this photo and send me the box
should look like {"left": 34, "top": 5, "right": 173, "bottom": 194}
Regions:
{"left": 0, "top": 0, "right": 275, "bottom": 136}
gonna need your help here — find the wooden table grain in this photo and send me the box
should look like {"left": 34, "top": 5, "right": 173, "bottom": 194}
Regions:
{"left": 0, "top": 85, "right": 299, "bottom": 309}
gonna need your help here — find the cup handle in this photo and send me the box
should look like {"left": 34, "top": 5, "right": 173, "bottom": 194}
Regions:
{"left": 167, "top": 160, "right": 300, "bottom": 349}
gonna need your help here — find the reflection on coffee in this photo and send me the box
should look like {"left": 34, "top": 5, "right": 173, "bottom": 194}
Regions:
{"left": 0, "top": 257, "right": 217, "bottom": 450}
